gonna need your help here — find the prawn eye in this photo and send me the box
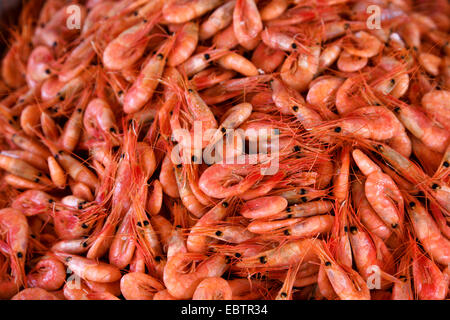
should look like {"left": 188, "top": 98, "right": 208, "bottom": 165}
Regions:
{"left": 45, "top": 69, "right": 51, "bottom": 75}
{"left": 284, "top": 229, "right": 291, "bottom": 236}
{"left": 78, "top": 204, "right": 83, "bottom": 210}
{"left": 156, "top": 53, "right": 164, "bottom": 59}
{"left": 66, "top": 256, "right": 72, "bottom": 262}
{"left": 221, "top": 127, "right": 226, "bottom": 133}
{"left": 17, "top": 252, "right": 23, "bottom": 258}
{"left": 344, "top": 226, "right": 348, "bottom": 232}
{"left": 280, "top": 292, "right": 288, "bottom": 298}
{"left": 109, "top": 127, "right": 116, "bottom": 133}
{"left": 81, "top": 223, "right": 88, "bottom": 229}
{"left": 390, "top": 79, "right": 395, "bottom": 85}
{"left": 175, "top": 225, "right": 182, "bottom": 229}
{"left": 291, "top": 43, "right": 297, "bottom": 49}
{"left": 82, "top": 242, "right": 88, "bottom": 248}
{"left": 215, "top": 230, "right": 223, "bottom": 237}
{"left": 443, "top": 161, "right": 449, "bottom": 168}
{"left": 222, "top": 201, "right": 229, "bottom": 208}
{"left": 301, "top": 196, "right": 308, "bottom": 203}
{"left": 204, "top": 53, "right": 210, "bottom": 60}
{"left": 118, "top": 90, "right": 123, "bottom": 96}
{"left": 30, "top": 234, "right": 36, "bottom": 239}
{"left": 409, "top": 201, "right": 416, "bottom": 208}
{"left": 225, "top": 256, "right": 232, "bottom": 264}
{"left": 292, "top": 105, "right": 299, "bottom": 112}
{"left": 393, "top": 107, "right": 400, "bottom": 113}
{"left": 325, "top": 261, "right": 331, "bottom": 267}
{"left": 334, "top": 127, "right": 342, "bottom": 133}
{"left": 34, "top": 178, "right": 40, "bottom": 183}
{"left": 399, "top": 276, "right": 407, "bottom": 282}
{"left": 77, "top": 108, "right": 82, "bottom": 113}
{"left": 431, "top": 183, "right": 439, "bottom": 190}
{"left": 234, "top": 253, "right": 241, "bottom": 258}
{"left": 259, "top": 256, "right": 267, "bottom": 264}
{"left": 435, "top": 86, "right": 441, "bottom": 90}
{"left": 137, "top": 222, "right": 142, "bottom": 227}
{"left": 293, "top": 145, "right": 301, "bottom": 152}
{"left": 188, "top": 89, "right": 194, "bottom": 93}
{"left": 154, "top": 256, "right": 162, "bottom": 262}
{"left": 176, "top": 164, "right": 182, "bottom": 168}
{"left": 300, "top": 188, "right": 306, "bottom": 195}
{"left": 391, "top": 223, "right": 398, "bottom": 229}
{"left": 143, "top": 220, "right": 149, "bottom": 226}
{"left": 191, "top": 155, "right": 197, "bottom": 162}
{"left": 349, "top": 226, "right": 357, "bottom": 234}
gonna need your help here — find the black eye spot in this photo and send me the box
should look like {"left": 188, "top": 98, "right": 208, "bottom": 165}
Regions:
{"left": 399, "top": 275, "right": 407, "bottom": 282}
{"left": 12, "top": 115, "right": 18, "bottom": 121}
{"left": 292, "top": 105, "right": 299, "bottom": 112}
{"left": 325, "top": 261, "right": 331, "bottom": 267}
{"left": 393, "top": 107, "right": 400, "bottom": 113}
{"left": 143, "top": 220, "right": 150, "bottom": 226}
{"left": 30, "top": 234, "right": 36, "bottom": 239}
{"left": 221, "top": 127, "right": 226, "bottom": 133}
{"left": 157, "top": 53, "right": 164, "bottom": 59}
{"left": 291, "top": 43, "right": 297, "bottom": 49}
{"left": 225, "top": 256, "right": 232, "bottom": 264}
{"left": 301, "top": 196, "right": 308, "bottom": 203}
{"left": 334, "top": 127, "right": 342, "bottom": 133}
{"left": 280, "top": 292, "right": 287, "bottom": 298}
{"left": 17, "top": 252, "right": 23, "bottom": 258}
{"left": 52, "top": 41, "right": 57, "bottom": 47}
{"left": 8, "top": 120, "right": 13, "bottom": 124}
{"left": 293, "top": 145, "right": 301, "bottom": 152}
{"left": 143, "top": 19, "right": 148, "bottom": 23}
{"left": 391, "top": 223, "right": 398, "bottom": 229}
{"left": 109, "top": 127, "right": 116, "bottom": 133}
{"left": 204, "top": 53, "right": 210, "bottom": 60}
{"left": 191, "top": 155, "right": 197, "bottom": 162}
{"left": 66, "top": 256, "right": 72, "bottom": 262}
{"left": 413, "top": 46, "right": 418, "bottom": 51}
{"left": 81, "top": 223, "right": 88, "bottom": 229}
{"left": 284, "top": 229, "right": 291, "bottom": 236}
{"left": 286, "top": 207, "right": 292, "bottom": 212}
{"left": 222, "top": 201, "right": 229, "bottom": 208}
{"left": 78, "top": 204, "right": 83, "bottom": 210}
{"left": 300, "top": 188, "right": 306, "bottom": 195}
{"left": 443, "top": 161, "right": 449, "bottom": 167}
{"left": 118, "top": 90, "right": 123, "bottom": 96}
{"left": 390, "top": 79, "right": 395, "bottom": 85}
{"left": 435, "top": 86, "right": 441, "bottom": 90}
{"left": 215, "top": 230, "right": 223, "bottom": 237}
{"left": 234, "top": 253, "right": 241, "bottom": 258}
{"left": 137, "top": 222, "right": 142, "bottom": 227}
{"left": 409, "top": 201, "right": 415, "bottom": 208}
{"left": 175, "top": 225, "right": 182, "bottom": 229}
{"left": 154, "top": 256, "right": 162, "bottom": 262}
{"left": 431, "top": 183, "right": 439, "bottom": 190}
{"left": 77, "top": 108, "right": 82, "bottom": 113}
{"left": 349, "top": 226, "right": 357, "bottom": 234}
{"left": 188, "top": 89, "right": 194, "bottom": 93}
{"left": 82, "top": 242, "right": 88, "bottom": 247}
{"left": 45, "top": 69, "right": 51, "bottom": 75}
{"left": 344, "top": 226, "right": 348, "bottom": 232}
{"left": 176, "top": 164, "right": 182, "bottom": 168}
{"left": 34, "top": 178, "right": 40, "bottom": 183}
{"left": 58, "top": 150, "right": 64, "bottom": 155}
{"left": 259, "top": 256, "right": 267, "bottom": 264}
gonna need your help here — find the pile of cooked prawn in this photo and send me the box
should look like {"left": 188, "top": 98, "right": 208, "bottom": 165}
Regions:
{"left": 0, "top": 0, "right": 449, "bottom": 300}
